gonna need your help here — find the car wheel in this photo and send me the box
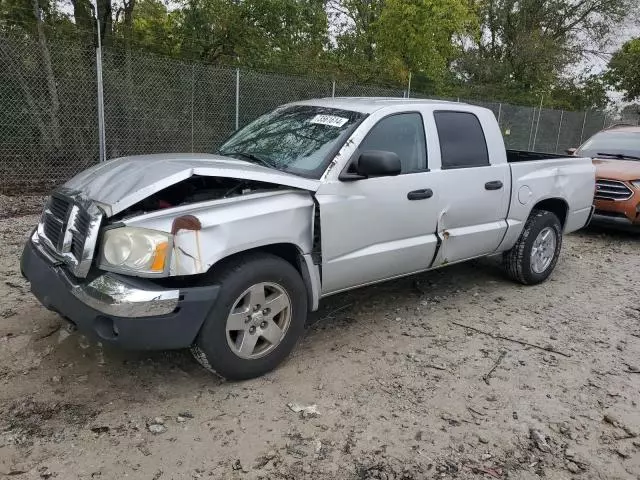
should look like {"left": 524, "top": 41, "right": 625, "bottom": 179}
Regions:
{"left": 504, "top": 209, "right": 563, "bottom": 285}
{"left": 191, "top": 252, "right": 308, "bottom": 380}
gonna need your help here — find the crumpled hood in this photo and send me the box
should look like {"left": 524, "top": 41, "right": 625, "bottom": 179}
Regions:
{"left": 64, "top": 153, "right": 320, "bottom": 216}
{"left": 593, "top": 158, "right": 640, "bottom": 181}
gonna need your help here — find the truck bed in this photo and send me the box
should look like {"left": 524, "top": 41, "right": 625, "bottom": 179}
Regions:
{"left": 506, "top": 150, "right": 570, "bottom": 163}
{"left": 499, "top": 154, "right": 595, "bottom": 252}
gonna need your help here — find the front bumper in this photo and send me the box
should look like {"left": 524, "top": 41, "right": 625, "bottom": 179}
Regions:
{"left": 593, "top": 191, "right": 640, "bottom": 227}
{"left": 21, "top": 239, "right": 219, "bottom": 350}
{"left": 590, "top": 212, "right": 639, "bottom": 229}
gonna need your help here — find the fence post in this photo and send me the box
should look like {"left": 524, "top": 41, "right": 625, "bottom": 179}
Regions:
{"left": 407, "top": 72, "right": 412, "bottom": 98}
{"left": 532, "top": 95, "right": 544, "bottom": 151}
{"left": 94, "top": 0, "right": 106, "bottom": 162}
{"left": 579, "top": 111, "right": 587, "bottom": 144}
{"left": 235, "top": 68, "right": 240, "bottom": 131}
{"left": 528, "top": 107, "right": 536, "bottom": 151}
{"left": 497, "top": 103, "right": 502, "bottom": 125}
{"left": 190, "top": 64, "right": 194, "bottom": 153}
{"left": 555, "top": 110, "right": 564, "bottom": 153}
{"left": 332, "top": 80, "right": 336, "bottom": 98}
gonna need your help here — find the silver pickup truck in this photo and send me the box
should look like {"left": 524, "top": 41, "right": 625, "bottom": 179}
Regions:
{"left": 21, "top": 98, "right": 595, "bottom": 379}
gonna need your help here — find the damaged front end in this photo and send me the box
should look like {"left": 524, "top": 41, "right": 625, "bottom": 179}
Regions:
{"left": 22, "top": 154, "right": 319, "bottom": 348}
{"left": 111, "top": 175, "right": 316, "bottom": 278}
{"left": 34, "top": 154, "right": 319, "bottom": 279}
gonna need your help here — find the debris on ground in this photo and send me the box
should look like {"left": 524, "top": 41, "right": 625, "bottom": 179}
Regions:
{"left": 287, "top": 402, "right": 320, "bottom": 418}
{"left": 147, "top": 419, "right": 167, "bottom": 435}
{"left": 603, "top": 413, "right": 638, "bottom": 438}
{"left": 1, "top": 214, "right": 639, "bottom": 479}
{"left": 529, "top": 427, "right": 551, "bottom": 453}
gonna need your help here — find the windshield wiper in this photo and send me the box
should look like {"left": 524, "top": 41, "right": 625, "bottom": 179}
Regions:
{"left": 220, "top": 151, "right": 280, "bottom": 170}
{"left": 596, "top": 152, "right": 640, "bottom": 161}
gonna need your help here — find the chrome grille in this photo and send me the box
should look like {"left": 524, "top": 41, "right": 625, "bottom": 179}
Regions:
{"left": 42, "top": 195, "right": 72, "bottom": 250}
{"left": 36, "top": 190, "right": 102, "bottom": 278}
{"left": 71, "top": 208, "right": 91, "bottom": 259}
{"left": 49, "top": 196, "right": 70, "bottom": 219}
{"left": 594, "top": 179, "right": 633, "bottom": 201}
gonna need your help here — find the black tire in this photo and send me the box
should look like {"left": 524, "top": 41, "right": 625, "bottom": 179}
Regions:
{"left": 503, "top": 209, "right": 563, "bottom": 285}
{"left": 191, "top": 253, "right": 307, "bottom": 380}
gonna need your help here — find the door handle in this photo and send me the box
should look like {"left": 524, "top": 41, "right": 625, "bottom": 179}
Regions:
{"left": 407, "top": 188, "right": 433, "bottom": 200}
{"left": 485, "top": 180, "right": 503, "bottom": 190}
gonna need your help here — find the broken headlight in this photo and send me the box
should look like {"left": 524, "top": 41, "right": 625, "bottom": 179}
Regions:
{"left": 98, "top": 227, "right": 172, "bottom": 276}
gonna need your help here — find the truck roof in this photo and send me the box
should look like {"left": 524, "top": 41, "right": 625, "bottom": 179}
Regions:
{"left": 605, "top": 125, "right": 640, "bottom": 133}
{"left": 290, "top": 97, "right": 462, "bottom": 114}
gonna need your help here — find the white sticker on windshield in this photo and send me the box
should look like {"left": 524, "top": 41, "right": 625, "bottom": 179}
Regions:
{"left": 310, "top": 114, "right": 349, "bottom": 127}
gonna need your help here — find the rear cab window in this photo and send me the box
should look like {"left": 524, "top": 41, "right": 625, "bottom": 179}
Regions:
{"left": 434, "top": 111, "right": 490, "bottom": 169}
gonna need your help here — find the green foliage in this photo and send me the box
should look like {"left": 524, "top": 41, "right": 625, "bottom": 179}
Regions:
{"left": 0, "top": 0, "right": 636, "bottom": 110}
{"left": 327, "top": 0, "right": 475, "bottom": 87}
{"left": 454, "top": 0, "right": 631, "bottom": 108}
{"left": 171, "top": 0, "right": 328, "bottom": 69}
{"left": 606, "top": 38, "right": 640, "bottom": 102}
{"left": 376, "top": 0, "right": 477, "bottom": 84}
{"left": 127, "top": 0, "right": 180, "bottom": 56}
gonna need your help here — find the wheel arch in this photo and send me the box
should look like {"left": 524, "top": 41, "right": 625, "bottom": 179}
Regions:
{"left": 207, "top": 243, "right": 320, "bottom": 312}
{"left": 531, "top": 197, "right": 569, "bottom": 228}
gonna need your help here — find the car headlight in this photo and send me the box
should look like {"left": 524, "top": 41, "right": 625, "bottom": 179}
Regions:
{"left": 98, "top": 227, "right": 172, "bottom": 276}
{"left": 631, "top": 180, "right": 640, "bottom": 189}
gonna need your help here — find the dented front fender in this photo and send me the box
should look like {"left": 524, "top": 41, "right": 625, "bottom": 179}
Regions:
{"left": 121, "top": 190, "right": 315, "bottom": 276}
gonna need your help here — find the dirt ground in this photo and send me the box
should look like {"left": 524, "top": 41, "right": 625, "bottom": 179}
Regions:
{"left": 0, "top": 210, "right": 639, "bottom": 480}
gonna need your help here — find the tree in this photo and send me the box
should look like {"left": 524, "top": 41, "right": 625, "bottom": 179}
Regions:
{"left": 0, "top": 0, "right": 62, "bottom": 152}
{"left": 329, "top": 0, "right": 475, "bottom": 86}
{"left": 550, "top": 74, "right": 609, "bottom": 110}
{"left": 175, "top": 0, "right": 328, "bottom": 69}
{"left": 376, "top": 0, "right": 476, "bottom": 84}
{"left": 123, "top": 0, "right": 179, "bottom": 55}
{"left": 606, "top": 38, "right": 640, "bottom": 102}
{"left": 456, "top": 0, "right": 633, "bottom": 107}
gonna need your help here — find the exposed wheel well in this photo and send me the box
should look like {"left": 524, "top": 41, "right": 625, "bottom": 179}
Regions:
{"left": 209, "top": 243, "right": 303, "bottom": 276}
{"left": 532, "top": 198, "right": 568, "bottom": 227}
{"left": 206, "top": 243, "right": 316, "bottom": 310}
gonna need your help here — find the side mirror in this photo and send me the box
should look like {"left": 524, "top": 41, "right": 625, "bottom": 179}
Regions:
{"left": 566, "top": 148, "right": 577, "bottom": 156}
{"left": 356, "top": 150, "right": 401, "bottom": 177}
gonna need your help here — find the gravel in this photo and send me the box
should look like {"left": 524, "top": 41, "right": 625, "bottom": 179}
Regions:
{"left": 0, "top": 208, "right": 638, "bottom": 479}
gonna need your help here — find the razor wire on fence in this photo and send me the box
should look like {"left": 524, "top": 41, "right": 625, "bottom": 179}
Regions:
{"left": 0, "top": 32, "right": 622, "bottom": 194}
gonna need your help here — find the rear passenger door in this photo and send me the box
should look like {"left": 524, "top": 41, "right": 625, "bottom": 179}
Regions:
{"left": 429, "top": 110, "right": 510, "bottom": 266}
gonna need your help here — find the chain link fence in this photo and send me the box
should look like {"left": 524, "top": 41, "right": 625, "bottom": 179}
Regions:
{"left": 0, "top": 32, "right": 617, "bottom": 194}
{"left": 0, "top": 33, "right": 99, "bottom": 192}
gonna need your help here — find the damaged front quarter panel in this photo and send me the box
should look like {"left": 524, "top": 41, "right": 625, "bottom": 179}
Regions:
{"left": 120, "top": 189, "right": 315, "bottom": 276}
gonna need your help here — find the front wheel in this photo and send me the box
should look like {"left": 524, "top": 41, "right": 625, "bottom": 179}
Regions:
{"left": 504, "top": 209, "right": 563, "bottom": 285}
{"left": 191, "top": 253, "right": 308, "bottom": 380}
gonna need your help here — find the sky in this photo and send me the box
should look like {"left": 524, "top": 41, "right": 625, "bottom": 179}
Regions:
{"left": 574, "top": 14, "right": 639, "bottom": 107}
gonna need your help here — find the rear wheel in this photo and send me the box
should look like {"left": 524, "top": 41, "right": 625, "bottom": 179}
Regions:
{"left": 191, "top": 253, "right": 307, "bottom": 380}
{"left": 504, "top": 209, "right": 563, "bottom": 285}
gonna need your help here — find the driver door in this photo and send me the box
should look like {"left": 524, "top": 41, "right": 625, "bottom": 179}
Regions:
{"left": 315, "top": 112, "right": 440, "bottom": 295}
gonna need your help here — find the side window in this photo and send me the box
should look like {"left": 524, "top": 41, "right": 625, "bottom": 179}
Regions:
{"left": 359, "top": 113, "right": 427, "bottom": 173}
{"left": 434, "top": 111, "right": 489, "bottom": 169}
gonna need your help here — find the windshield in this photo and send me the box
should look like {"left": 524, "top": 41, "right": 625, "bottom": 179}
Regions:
{"left": 577, "top": 130, "right": 640, "bottom": 160}
{"left": 218, "top": 105, "right": 365, "bottom": 178}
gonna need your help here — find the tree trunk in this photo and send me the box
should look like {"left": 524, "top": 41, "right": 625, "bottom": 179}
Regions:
{"left": 0, "top": 37, "right": 49, "bottom": 146}
{"left": 32, "top": 0, "right": 62, "bottom": 152}
{"left": 97, "top": 0, "right": 113, "bottom": 46}
{"left": 124, "top": 0, "right": 136, "bottom": 154}
{"left": 70, "top": 0, "right": 94, "bottom": 47}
